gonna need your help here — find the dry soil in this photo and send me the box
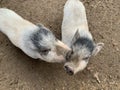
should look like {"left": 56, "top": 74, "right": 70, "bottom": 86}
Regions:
{"left": 0, "top": 0, "right": 120, "bottom": 90}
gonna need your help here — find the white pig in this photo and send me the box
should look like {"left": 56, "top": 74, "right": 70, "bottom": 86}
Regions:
{"left": 0, "top": 8, "right": 71, "bottom": 63}
{"left": 62, "top": 0, "right": 104, "bottom": 75}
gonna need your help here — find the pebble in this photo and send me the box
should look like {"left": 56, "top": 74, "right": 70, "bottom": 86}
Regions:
{"left": 93, "top": 72, "right": 101, "bottom": 83}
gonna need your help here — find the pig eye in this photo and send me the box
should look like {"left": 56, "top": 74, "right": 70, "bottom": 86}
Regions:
{"left": 41, "top": 49, "right": 51, "bottom": 55}
{"left": 83, "top": 56, "right": 90, "bottom": 60}
{"left": 66, "top": 51, "right": 74, "bottom": 61}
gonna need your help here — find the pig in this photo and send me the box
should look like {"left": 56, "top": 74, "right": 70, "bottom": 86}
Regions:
{"left": 62, "top": 0, "right": 104, "bottom": 75}
{"left": 0, "top": 8, "right": 71, "bottom": 63}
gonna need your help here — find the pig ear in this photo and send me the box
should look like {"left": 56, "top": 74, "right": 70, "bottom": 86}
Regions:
{"left": 92, "top": 42, "right": 104, "bottom": 56}
{"left": 71, "top": 29, "right": 80, "bottom": 45}
{"left": 55, "top": 40, "right": 71, "bottom": 57}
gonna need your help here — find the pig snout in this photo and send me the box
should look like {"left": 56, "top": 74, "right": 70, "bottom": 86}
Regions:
{"left": 64, "top": 65, "right": 74, "bottom": 75}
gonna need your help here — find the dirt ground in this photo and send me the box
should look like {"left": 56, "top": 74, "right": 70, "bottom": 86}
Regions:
{"left": 0, "top": 0, "right": 120, "bottom": 90}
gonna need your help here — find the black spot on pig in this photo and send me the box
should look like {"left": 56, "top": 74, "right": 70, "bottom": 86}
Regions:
{"left": 74, "top": 37, "right": 95, "bottom": 53}
{"left": 30, "top": 27, "right": 53, "bottom": 52}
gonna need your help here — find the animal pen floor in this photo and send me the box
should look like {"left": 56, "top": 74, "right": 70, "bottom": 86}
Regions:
{"left": 0, "top": 0, "right": 120, "bottom": 90}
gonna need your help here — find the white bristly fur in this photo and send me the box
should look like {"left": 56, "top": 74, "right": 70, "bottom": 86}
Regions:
{"left": 62, "top": 0, "right": 104, "bottom": 75}
{"left": 62, "top": 0, "right": 93, "bottom": 47}
{"left": 0, "top": 8, "right": 71, "bottom": 63}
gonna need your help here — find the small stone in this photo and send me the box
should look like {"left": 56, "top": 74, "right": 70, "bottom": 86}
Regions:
{"left": 108, "top": 75, "right": 112, "bottom": 79}
{"left": 93, "top": 72, "right": 101, "bottom": 83}
{"left": 111, "top": 39, "right": 118, "bottom": 47}
{"left": 112, "top": 42, "right": 118, "bottom": 47}
{"left": 62, "top": 87, "right": 65, "bottom": 90}
{"left": 116, "top": 47, "right": 119, "bottom": 51}
{"left": 87, "top": 67, "right": 94, "bottom": 72}
{"left": 81, "top": 81, "right": 85, "bottom": 85}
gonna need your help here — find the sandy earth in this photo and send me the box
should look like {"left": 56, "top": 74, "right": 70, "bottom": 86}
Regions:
{"left": 0, "top": 0, "right": 120, "bottom": 90}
